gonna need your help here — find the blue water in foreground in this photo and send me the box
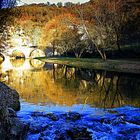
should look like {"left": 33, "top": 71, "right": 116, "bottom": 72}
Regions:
{"left": 17, "top": 101, "right": 140, "bottom": 140}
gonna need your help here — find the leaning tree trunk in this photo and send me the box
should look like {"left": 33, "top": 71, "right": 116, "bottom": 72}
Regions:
{"left": 103, "top": 50, "right": 107, "bottom": 60}
{"left": 82, "top": 24, "right": 107, "bottom": 60}
{"left": 96, "top": 45, "right": 106, "bottom": 60}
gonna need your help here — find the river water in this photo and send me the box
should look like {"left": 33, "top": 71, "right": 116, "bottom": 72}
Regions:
{"left": 0, "top": 58, "right": 140, "bottom": 110}
{"left": 0, "top": 58, "right": 140, "bottom": 139}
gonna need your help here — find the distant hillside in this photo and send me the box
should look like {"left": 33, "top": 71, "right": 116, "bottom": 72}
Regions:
{"left": 15, "top": 4, "right": 69, "bottom": 25}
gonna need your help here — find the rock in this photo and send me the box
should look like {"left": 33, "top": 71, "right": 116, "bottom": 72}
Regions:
{"left": 38, "top": 136, "right": 51, "bottom": 140}
{"left": 126, "top": 115, "right": 140, "bottom": 125}
{"left": 0, "top": 106, "right": 9, "bottom": 120}
{"left": 119, "top": 128, "right": 140, "bottom": 135}
{"left": 9, "top": 119, "right": 29, "bottom": 140}
{"left": 0, "top": 82, "right": 29, "bottom": 140}
{"left": 45, "top": 113, "right": 59, "bottom": 121}
{"left": 31, "top": 111, "right": 44, "bottom": 117}
{"left": 107, "top": 109, "right": 119, "bottom": 114}
{"left": 100, "top": 118, "right": 111, "bottom": 124}
{"left": 92, "top": 122, "right": 111, "bottom": 132}
{"left": 41, "top": 124, "right": 49, "bottom": 131}
{"left": 0, "top": 82, "right": 20, "bottom": 111}
{"left": 54, "top": 131, "right": 72, "bottom": 140}
{"left": 31, "top": 112, "right": 59, "bottom": 121}
{"left": 66, "top": 126, "right": 92, "bottom": 140}
{"left": 30, "top": 126, "right": 42, "bottom": 134}
{"left": 0, "top": 113, "right": 29, "bottom": 140}
{"left": 8, "top": 108, "right": 17, "bottom": 117}
{"left": 30, "top": 123, "right": 50, "bottom": 134}
{"left": 111, "top": 116, "right": 126, "bottom": 126}
{"left": 40, "top": 131, "right": 51, "bottom": 137}
{"left": 65, "top": 112, "right": 81, "bottom": 121}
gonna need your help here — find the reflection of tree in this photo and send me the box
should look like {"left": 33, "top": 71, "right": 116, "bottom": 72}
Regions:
{"left": 53, "top": 67, "right": 140, "bottom": 108}
{"left": 87, "top": 71, "right": 126, "bottom": 108}
{"left": 0, "top": 65, "right": 140, "bottom": 108}
{"left": 52, "top": 65, "right": 80, "bottom": 90}
{"left": 99, "top": 74, "right": 124, "bottom": 108}
{"left": 118, "top": 75, "right": 140, "bottom": 106}
{"left": 10, "top": 58, "right": 25, "bottom": 68}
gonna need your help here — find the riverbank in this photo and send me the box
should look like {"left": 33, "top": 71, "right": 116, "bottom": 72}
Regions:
{"left": 37, "top": 57, "right": 140, "bottom": 74}
{"left": 18, "top": 102, "right": 140, "bottom": 140}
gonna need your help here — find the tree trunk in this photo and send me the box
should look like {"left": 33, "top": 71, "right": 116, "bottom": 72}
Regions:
{"left": 78, "top": 49, "right": 84, "bottom": 58}
{"left": 64, "top": 66, "right": 68, "bottom": 79}
{"left": 52, "top": 64, "right": 56, "bottom": 81}
{"left": 116, "top": 33, "right": 121, "bottom": 52}
{"left": 52, "top": 44, "right": 55, "bottom": 56}
{"left": 75, "top": 53, "right": 79, "bottom": 58}
{"left": 103, "top": 50, "right": 107, "bottom": 60}
{"left": 96, "top": 46, "right": 106, "bottom": 60}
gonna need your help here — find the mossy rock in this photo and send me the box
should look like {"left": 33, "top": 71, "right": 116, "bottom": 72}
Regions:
{"left": 0, "top": 82, "right": 20, "bottom": 111}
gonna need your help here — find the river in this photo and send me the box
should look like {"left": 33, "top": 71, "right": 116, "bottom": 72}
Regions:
{"left": 0, "top": 58, "right": 140, "bottom": 139}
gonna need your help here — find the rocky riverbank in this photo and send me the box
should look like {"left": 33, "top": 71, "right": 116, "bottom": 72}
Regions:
{"left": 0, "top": 82, "right": 29, "bottom": 140}
{"left": 17, "top": 102, "right": 140, "bottom": 140}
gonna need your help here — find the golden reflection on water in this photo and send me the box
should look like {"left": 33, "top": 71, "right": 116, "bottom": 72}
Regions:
{"left": 0, "top": 59, "right": 140, "bottom": 108}
{"left": 10, "top": 58, "right": 25, "bottom": 68}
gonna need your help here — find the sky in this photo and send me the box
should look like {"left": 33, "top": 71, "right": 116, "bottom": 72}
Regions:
{"left": 18, "top": 0, "right": 90, "bottom": 5}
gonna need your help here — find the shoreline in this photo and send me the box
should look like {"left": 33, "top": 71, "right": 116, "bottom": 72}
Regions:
{"left": 37, "top": 57, "right": 140, "bottom": 74}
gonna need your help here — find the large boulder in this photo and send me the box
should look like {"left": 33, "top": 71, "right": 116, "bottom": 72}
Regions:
{"left": 0, "top": 109, "right": 29, "bottom": 140}
{"left": 0, "top": 82, "right": 29, "bottom": 140}
{"left": 0, "top": 82, "right": 20, "bottom": 111}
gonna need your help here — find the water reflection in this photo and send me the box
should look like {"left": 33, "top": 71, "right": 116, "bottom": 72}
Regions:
{"left": 10, "top": 58, "right": 25, "bottom": 68}
{"left": 0, "top": 58, "right": 45, "bottom": 71}
{"left": 30, "top": 59, "right": 45, "bottom": 68}
{"left": 52, "top": 66, "right": 140, "bottom": 108}
{"left": 0, "top": 60, "right": 140, "bottom": 108}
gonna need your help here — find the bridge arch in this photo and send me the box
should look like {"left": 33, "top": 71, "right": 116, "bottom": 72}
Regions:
{"left": 12, "top": 49, "right": 25, "bottom": 59}
{"left": 0, "top": 53, "right": 5, "bottom": 64}
{"left": 29, "top": 49, "right": 45, "bottom": 58}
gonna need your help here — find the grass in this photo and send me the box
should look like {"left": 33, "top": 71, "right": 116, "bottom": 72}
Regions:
{"left": 36, "top": 57, "right": 140, "bottom": 74}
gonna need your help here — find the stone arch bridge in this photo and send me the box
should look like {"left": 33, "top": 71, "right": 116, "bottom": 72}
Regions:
{"left": 0, "top": 46, "right": 46, "bottom": 71}
{"left": 3, "top": 46, "right": 45, "bottom": 59}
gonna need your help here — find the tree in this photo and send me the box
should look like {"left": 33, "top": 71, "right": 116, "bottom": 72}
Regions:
{"left": 57, "top": 2, "right": 63, "bottom": 7}
{"left": 53, "top": 26, "right": 89, "bottom": 58}
{"left": 74, "top": 0, "right": 134, "bottom": 60}
{"left": 64, "top": 2, "right": 74, "bottom": 7}
{"left": 46, "top": 2, "right": 50, "bottom": 6}
{"left": 51, "top": 3, "right": 56, "bottom": 7}
{"left": 0, "top": 0, "right": 18, "bottom": 51}
{"left": 41, "top": 12, "right": 89, "bottom": 57}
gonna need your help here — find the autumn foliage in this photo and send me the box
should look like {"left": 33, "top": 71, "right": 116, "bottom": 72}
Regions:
{"left": 0, "top": 0, "right": 139, "bottom": 59}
